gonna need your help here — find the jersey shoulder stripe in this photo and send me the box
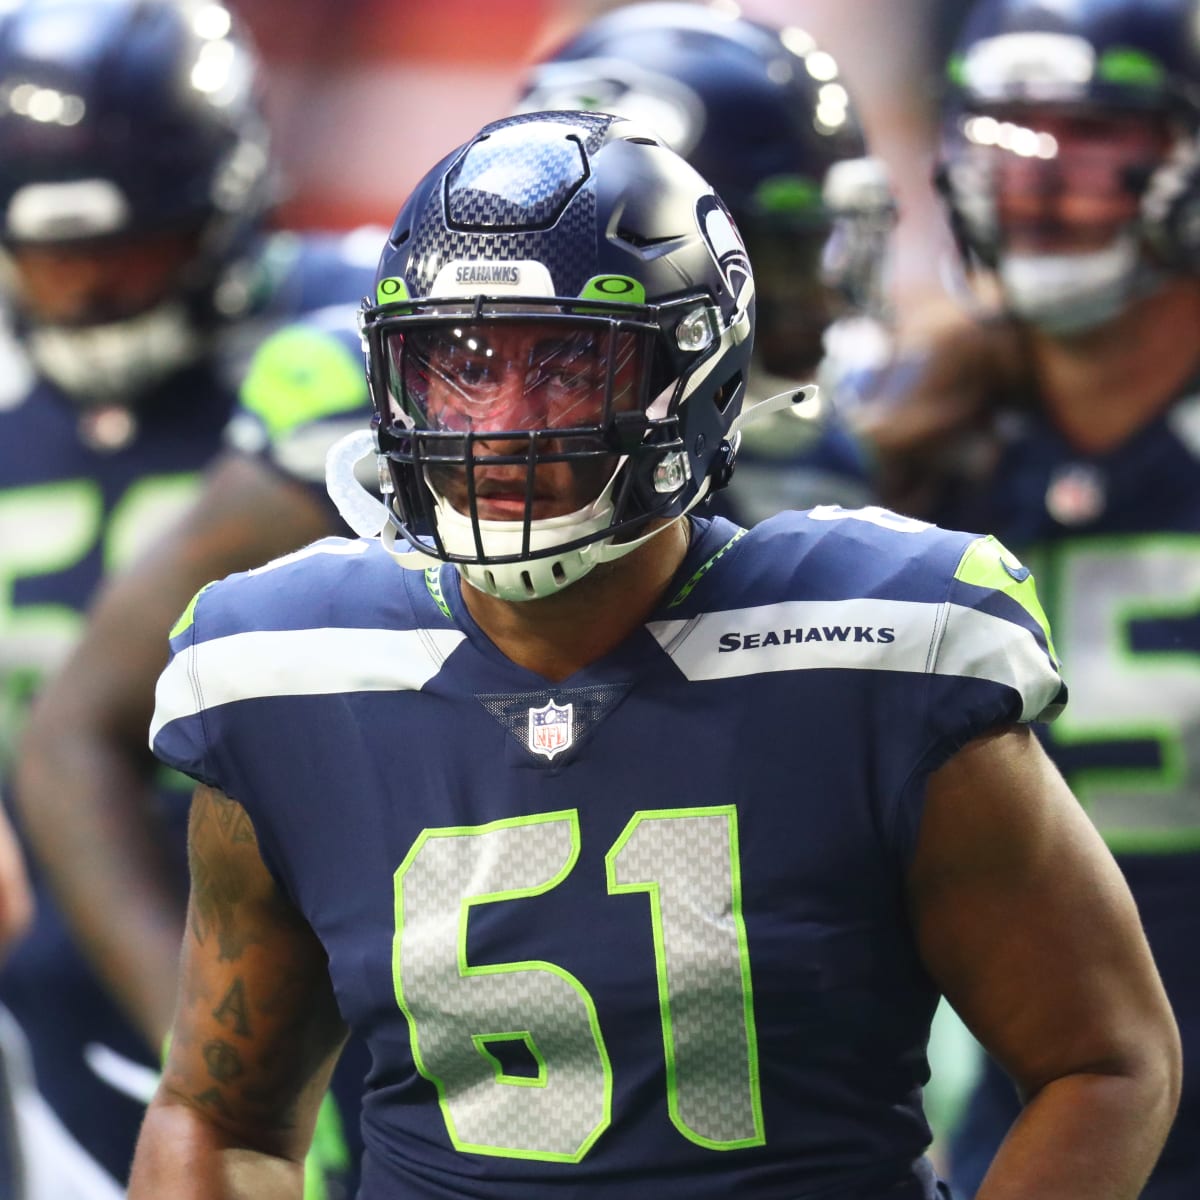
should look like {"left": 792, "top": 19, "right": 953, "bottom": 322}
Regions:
{"left": 150, "top": 625, "right": 465, "bottom": 745}
{"left": 150, "top": 537, "right": 462, "bottom": 747}
{"left": 671, "top": 509, "right": 1065, "bottom": 723}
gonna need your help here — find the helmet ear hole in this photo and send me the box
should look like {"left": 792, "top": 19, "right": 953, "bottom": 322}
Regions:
{"left": 714, "top": 372, "right": 744, "bottom": 415}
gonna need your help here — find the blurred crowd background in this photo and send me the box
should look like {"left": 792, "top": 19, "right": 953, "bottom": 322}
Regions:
{"left": 237, "top": 0, "right": 968, "bottom": 312}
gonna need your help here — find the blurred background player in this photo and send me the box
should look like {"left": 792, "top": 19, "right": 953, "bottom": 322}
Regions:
{"left": 517, "top": 1, "right": 890, "bottom": 523}
{"left": 0, "top": 0, "right": 378, "bottom": 1194}
{"left": 840, "top": 0, "right": 1200, "bottom": 1193}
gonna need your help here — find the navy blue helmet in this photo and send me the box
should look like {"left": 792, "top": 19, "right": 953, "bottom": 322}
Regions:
{"left": 362, "top": 111, "right": 755, "bottom": 601}
{"left": 517, "top": 2, "right": 869, "bottom": 378}
{"left": 939, "top": 0, "right": 1200, "bottom": 331}
{"left": 0, "top": 0, "right": 272, "bottom": 400}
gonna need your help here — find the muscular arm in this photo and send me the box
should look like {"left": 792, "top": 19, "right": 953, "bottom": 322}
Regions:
{"left": 14, "top": 453, "right": 334, "bottom": 1047}
{"left": 128, "top": 784, "right": 347, "bottom": 1200}
{"left": 909, "top": 725, "right": 1180, "bottom": 1200}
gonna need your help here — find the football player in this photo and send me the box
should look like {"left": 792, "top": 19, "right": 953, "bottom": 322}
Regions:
{"left": 130, "top": 109, "right": 1177, "bottom": 1200}
{"left": 15, "top": 17, "right": 894, "bottom": 1175}
{"left": 516, "top": 2, "right": 887, "bottom": 522}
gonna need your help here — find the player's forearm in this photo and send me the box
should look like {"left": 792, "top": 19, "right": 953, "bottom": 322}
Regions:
{"left": 975, "top": 1063, "right": 1179, "bottom": 1199}
{"left": 129, "top": 1096, "right": 304, "bottom": 1199}
{"left": 15, "top": 722, "right": 183, "bottom": 1047}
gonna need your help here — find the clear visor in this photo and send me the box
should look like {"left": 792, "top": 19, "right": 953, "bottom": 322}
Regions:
{"left": 386, "top": 317, "right": 650, "bottom": 435}
{"left": 956, "top": 108, "right": 1172, "bottom": 253}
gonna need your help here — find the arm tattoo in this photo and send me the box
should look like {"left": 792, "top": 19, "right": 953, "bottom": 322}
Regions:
{"left": 188, "top": 786, "right": 263, "bottom": 960}
{"left": 170, "top": 786, "right": 343, "bottom": 1140}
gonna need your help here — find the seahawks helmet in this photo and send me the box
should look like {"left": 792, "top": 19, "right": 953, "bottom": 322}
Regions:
{"left": 517, "top": 1, "right": 868, "bottom": 379}
{"left": 0, "top": 0, "right": 272, "bottom": 403}
{"left": 939, "top": 0, "right": 1200, "bottom": 333}
{"left": 362, "top": 111, "right": 755, "bottom": 602}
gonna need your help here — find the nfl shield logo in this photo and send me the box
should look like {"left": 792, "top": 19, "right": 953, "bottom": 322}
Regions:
{"left": 528, "top": 699, "right": 574, "bottom": 760}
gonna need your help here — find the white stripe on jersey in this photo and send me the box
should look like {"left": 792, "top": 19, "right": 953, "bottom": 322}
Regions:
{"left": 149, "top": 626, "right": 467, "bottom": 744}
{"left": 648, "top": 597, "right": 1061, "bottom": 723}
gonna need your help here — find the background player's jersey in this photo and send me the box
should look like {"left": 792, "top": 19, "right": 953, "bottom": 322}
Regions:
{"left": 0, "top": 225, "right": 377, "bottom": 1187}
{"left": 0, "top": 226, "right": 376, "bottom": 769}
{"left": 151, "top": 509, "right": 1063, "bottom": 1200}
{"left": 223, "top": 302, "right": 374, "bottom": 520}
{"left": 932, "top": 383, "right": 1200, "bottom": 1199}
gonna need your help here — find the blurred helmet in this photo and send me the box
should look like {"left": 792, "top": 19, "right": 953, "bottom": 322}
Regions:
{"left": 362, "top": 110, "right": 755, "bottom": 602}
{"left": 0, "top": 0, "right": 272, "bottom": 403}
{"left": 517, "top": 1, "right": 870, "bottom": 380}
{"left": 820, "top": 154, "right": 895, "bottom": 318}
{"left": 939, "top": 0, "right": 1200, "bottom": 334}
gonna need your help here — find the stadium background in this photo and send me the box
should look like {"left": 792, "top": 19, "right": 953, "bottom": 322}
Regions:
{"left": 232, "top": 0, "right": 968, "bottom": 312}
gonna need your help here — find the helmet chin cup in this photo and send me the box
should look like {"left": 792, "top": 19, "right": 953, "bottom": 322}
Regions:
{"left": 997, "top": 237, "right": 1145, "bottom": 334}
{"left": 429, "top": 476, "right": 618, "bottom": 601}
{"left": 26, "top": 300, "right": 206, "bottom": 405}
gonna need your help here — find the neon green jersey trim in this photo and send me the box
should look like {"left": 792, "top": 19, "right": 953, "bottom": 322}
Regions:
{"left": 168, "top": 581, "right": 216, "bottom": 639}
{"left": 954, "top": 535, "right": 1059, "bottom": 665}
{"left": 239, "top": 327, "right": 367, "bottom": 441}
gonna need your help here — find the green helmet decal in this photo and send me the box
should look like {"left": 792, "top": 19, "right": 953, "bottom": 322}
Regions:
{"left": 578, "top": 274, "right": 647, "bottom": 305}
{"left": 377, "top": 275, "right": 412, "bottom": 306}
{"left": 753, "top": 175, "right": 822, "bottom": 215}
{"left": 1097, "top": 47, "right": 1166, "bottom": 89}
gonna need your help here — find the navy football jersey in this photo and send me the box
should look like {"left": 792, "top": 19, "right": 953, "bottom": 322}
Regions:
{"left": 0, "top": 225, "right": 376, "bottom": 1183}
{"left": 151, "top": 508, "right": 1063, "bottom": 1200}
{"left": 0, "top": 226, "right": 376, "bottom": 766}
{"left": 934, "top": 387, "right": 1200, "bottom": 1198}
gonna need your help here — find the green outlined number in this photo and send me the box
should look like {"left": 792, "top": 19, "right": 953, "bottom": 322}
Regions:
{"left": 1041, "top": 537, "right": 1200, "bottom": 852}
{"left": 606, "top": 807, "right": 762, "bottom": 1149}
{"left": 393, "top": 806, "right": 763, "bottom": 1161}
{"left": 0, "top": 474, "right": 201, "bottom": 765}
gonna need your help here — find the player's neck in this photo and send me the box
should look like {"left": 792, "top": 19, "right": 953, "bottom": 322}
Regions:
{"left": 1026, "top": 276, "right": 1200, "bottom": 454}
{"left": 459, "top": 518, "right": 691, "bottom": 683}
